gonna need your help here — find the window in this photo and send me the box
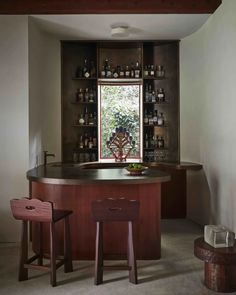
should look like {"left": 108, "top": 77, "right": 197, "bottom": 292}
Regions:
{"left": 98, "top": 82, "right": 142, "bottom": 162}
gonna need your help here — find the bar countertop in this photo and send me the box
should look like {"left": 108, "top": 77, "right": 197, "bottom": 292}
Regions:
{"left": 27, "top": 162, "right": 171, "bottom": 185}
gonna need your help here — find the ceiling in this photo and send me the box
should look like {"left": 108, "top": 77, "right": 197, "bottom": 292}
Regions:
{"left": 32, "top": 14, "right": 211, "bottom": 40}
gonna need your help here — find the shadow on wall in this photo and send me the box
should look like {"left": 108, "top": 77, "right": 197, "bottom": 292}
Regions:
{"left": 187, "top": 169, "right": 213, "bottom": 226}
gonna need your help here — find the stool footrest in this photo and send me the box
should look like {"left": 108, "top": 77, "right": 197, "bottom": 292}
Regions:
{"left": 103, "top": 265, "right": 131, "bottom": 271}
{"left": 26, "top": 254, "right": 39, "bottom": 264}
{"left": 24, "top": 263, "right": 50, "bottom": 271}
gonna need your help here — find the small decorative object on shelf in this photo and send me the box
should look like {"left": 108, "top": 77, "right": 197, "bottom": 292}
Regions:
{"left": 106, "top": 126, "right": 135, "bottom": 162}
{"left": 204, "top": 225, "right": 235, "bottom": 248}
{"left": 125, "top": 163, "right": 148, "bottom": 176}
{"left": 155, "top": 65, "right": 165, "bottom": 78}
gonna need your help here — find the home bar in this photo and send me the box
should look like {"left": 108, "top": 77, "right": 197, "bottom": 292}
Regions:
{"left": 3, "top": 0, "right": 236, "bottom": 293}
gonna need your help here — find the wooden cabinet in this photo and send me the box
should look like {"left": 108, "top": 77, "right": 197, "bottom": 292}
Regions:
{"left": 61, "top": 41, "right": 179, "bottom": 163}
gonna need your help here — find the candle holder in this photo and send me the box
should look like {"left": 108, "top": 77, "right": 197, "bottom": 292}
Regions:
{"left": 106, "top": 126, "right": 135, "bottom": 162}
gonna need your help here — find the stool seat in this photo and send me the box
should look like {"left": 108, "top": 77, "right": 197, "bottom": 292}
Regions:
{"left": 92, "top": 197, "right": 139, "bottom": 285}
{"left": 10, "top": 198, "right": 73, "bottom": 287}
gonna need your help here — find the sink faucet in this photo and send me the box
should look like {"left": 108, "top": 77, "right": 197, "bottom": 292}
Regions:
{"left": 43, "top": 151, "right": 55, "bottom": 166}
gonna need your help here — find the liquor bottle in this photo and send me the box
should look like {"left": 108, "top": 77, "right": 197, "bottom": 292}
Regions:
{"left": 83, "top": 59, "right": 90, "bottom": 78}
{"left": 89, "top": 88, "right": 94, "bottom": 102}
{"left": 101, "top": 66, "right": 106, "bottom": 78}
{"left": 77, "top": 88, "right": 84, "bottom": 102}
{"left": 84, "top": 88, "right": 89, "bottom": 102}
{"left": 148, "top": 111, "right": 154, "bottom": 125}
{"left": 157, "top": 112, "right": 164, "bottom": 126}
{"left": 145, "top": 84, "right": 149, "bottom": 102}
{"left": 90, "top": 61, "right": 96, "bottom": 77}
{"left": 148, "top": 84, "right": 152, "bottom": 102}
{"left": 135, "top": 61, "right": 141, "bottom": 78}
{"left": 151, "top": 91, "right": 156, "bottom": 102}
{"left": 153, "top": 110, "right": 158, "bottom": 125}
{"left": 157, "top": 88, "right": 165, "bottom": 102}
{"left": 144, "top": 109, "right": 149, "bottom": 125}
{"left": 150, "top": 135, "right": 155, "bottom": 148}
{"left": 88, "top": 137, "right": 93, "bottom": 149}
{"left": 79, "top": 135, "right": 84, "bottom": 148}
{"left": 78, "top": 113, "right": 85, "bottom": 125}
{"left": 119, "top": 66, "right": 125, "bottom": 78}
{"left": 84, "top": 133, "right": 89, "bottom": 148}
{"left": 84, "top": 107, "right": 89, "bottom": 125}
{"left": 155, "top": 65, "right": 165, "bottom": 78}
{"left": 92, "top": 131, "right": 97, "bottom": 147}
{"left": 130, "top": 63, "right": 135, "bottom": 78}
{"left": 88, "top": 113, "right": 94, "bottom": 125}
{"left": 145, "top": 133, "right": 149, "bottom": 148}
{"left": 93, "top": 111, "right": 97, "bottom": 125}
{"left": 150, "top": 65, "right": 155, "bottom": 77}
{"left": 125, "top": 65, "right": 130, "bottom": 78}
{"left": 144, "top": 65, "right": 149, "bottom": 77}
{"left": 113, "top": 66, "right": 119, "bottom": 78}
{"left": 106, "top": 65, "right": 112, "bottom": 78}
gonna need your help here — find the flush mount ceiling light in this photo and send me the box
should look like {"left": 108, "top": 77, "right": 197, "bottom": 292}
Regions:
{"left": 111, "top": 25, "right": 129, "bottom": 38}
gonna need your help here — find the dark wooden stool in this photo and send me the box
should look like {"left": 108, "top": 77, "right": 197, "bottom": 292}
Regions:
{"left": 92, "top": 197, "right": 139, "bottom": 285}
{"left": 10, "top": 198, "right": 73, "bottom": 287}
{"left": 194, "top": 237, "right": 236, "bottom": 293}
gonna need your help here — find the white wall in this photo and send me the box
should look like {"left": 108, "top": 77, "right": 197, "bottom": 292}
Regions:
{"left": 0, "top": 16, "right": 29, "bottom": 241}
{"left": 29, "top": 18, "right": 61, "bottom": 168}
{"left": 180, "top": 0, "right": 236, "bottom": 230}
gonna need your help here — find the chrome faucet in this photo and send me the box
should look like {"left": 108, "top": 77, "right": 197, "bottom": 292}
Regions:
{"left": 43, "top": 151, "right": 55, "bottom": 166}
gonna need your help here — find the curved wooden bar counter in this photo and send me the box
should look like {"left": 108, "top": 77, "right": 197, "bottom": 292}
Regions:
{"left": 27, "top": 162, "right": 170, "bottom": 260}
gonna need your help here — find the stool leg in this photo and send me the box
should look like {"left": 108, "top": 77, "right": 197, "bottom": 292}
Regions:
{"left": 19, "top": 220, "right": 28, "bottom": 281}
{"left": 50, "top": 222, "right": 56, "bottom": 287}
{"left": 95, "top": 221, "right": 103, "bottom": 285}
{"left": 38, "top": 222, "right": 43, "bottom": 266}
{"left": 128, "top": 221, "right": 137, "bottom": 284}
{"left": 64, "top": 215, "right": 73, "bottom": 273}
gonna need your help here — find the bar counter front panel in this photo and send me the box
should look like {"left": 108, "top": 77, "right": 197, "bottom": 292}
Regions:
{"left": 28, "top": 164, "right": 170, "bottom": 260}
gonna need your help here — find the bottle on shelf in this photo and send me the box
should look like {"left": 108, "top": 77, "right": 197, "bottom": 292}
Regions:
{"left": 148, "top": 84, "right": 152, "bottom": 102}
{"left": 92, "top": 131, "right": 97, "bottom": 147}
{"left": 77, "top": 88, "right": 84, "bottom": 102}
{"left": 157, "top": 88, "right": 165, "bottom": 103}
{"left": 113, "top": 66, "right": 119, "bottom": 78}
{"left": 93, "top": 111, "right": 97, "bottom": 125}
{"left": 84, "top": 88, "right": 89, "bottom": 102}
{"left": 88, "top": 136, "right": 93, "bottom": 149}
{"left": 106, "top": 65, "right": 112, "bottom": 78}
{"left": 144, "top": 109, "right": 149, "bottom": 125}
{"left": 151, "top": 90, "right": 156, "bottom": 102}
{"left": 145, "top": 84, "right": 149, "bottom": 102}
{"left": 135, "top": 61, "right": 141, "bottom": 78}
{"left": 89, "top": 88, "right": 94, "bottom": 102}
{"left": 145, "top": 133, "right": 149, "bottom": 149}
{"left": 119, "top": 66, "right": 125, "bottom": 78}
{"left": 148, "top": 111, "right": 153, "bottom": 125}
{"left": 150, "top": 65, "right": 155, "bottom": 77}
{"left": 78, "top": 113, "right": 85, "bottom": 125}
{"left": 157, "top": 112, "right": 165, "bottom": 126}
{"left": 84, "top": 107, "right": 89, "bottom": 125}
{"left": 79, "top": 135, "right": 84, "bottom": 148}
{"left": 153, "top": 110, "right": 158, "bottom": 126}
{"left": 83, "top": 58, "right": 90, "bottom": 78}
{"left": 157, "top": 136, "right": 165, "bottom": 148}
{"left": 144, "top": 65, "right": 149, "bottom": 77}
{"left": 101, "top": 65, "right": 106, "bottom": 78}
{"left": 155, "top": 65, "right": 165, "bottom": 78}
{"left": 88, "top": 113, "right": 94, "bottom": 125}
{"left": 84, "top": 133, "right": 89, "bottom": 148}
{"left": 125, "top": 65, "right": 130, "bottom": 78}
{"left": 130, "top": 63, "right": 135, "bottom": 78}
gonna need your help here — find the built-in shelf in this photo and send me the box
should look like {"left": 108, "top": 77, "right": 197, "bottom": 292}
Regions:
{"left": 72, "top": 77, "right": 97, "bottom": 80}
{"left": 71, "top": 102, "right": 97, "bottom": 105}
{"left": 72, "top": 125, "right": 97, "bottom": 127}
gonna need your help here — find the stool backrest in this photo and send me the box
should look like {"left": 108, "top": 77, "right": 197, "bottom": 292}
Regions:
{"left": 92, "top": 198, "right": 139, "bottom": 222}
{"left": 10, "top": 198, "right": 53, "bottom": 222}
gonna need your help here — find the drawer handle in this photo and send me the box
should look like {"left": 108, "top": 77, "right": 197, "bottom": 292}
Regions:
{"left": 108, "top": 207, "right": 122, "bottom": 211}
{"left": 25, "top": 206, "right": 35, "bottom": 210}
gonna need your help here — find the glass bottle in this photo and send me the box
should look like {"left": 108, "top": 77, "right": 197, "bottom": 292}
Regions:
{"left": 77, "top": 88, "right": 84, "bottom": 102}
{"left": 148, "top": 84, "right": 152, "bottom": 102}
{"left": 135, "top": 61, "right": 141, "bottom": 78}
{"left": 89, "top": 88, "right": 94, "bottom": 102}
{"left": 83, "top": 59, "right": 90, "bottom": 78}
{"left": 145, "top": 84, "right": 149, "bottom": 102}
{"left": 90, "top": 61, "right": 96, "bottom": 77}
{"left": 148, "top": 111, "right": 153, "bottom": 125}
{"left": 145, "top": 133, "right": 149, "bottom": 148}
{"left": 113, "top": 66, "right": 119, "bottom": 78}
{"left": 79, "top": 113, "right": 85, "bottom": 125}
{"left": 150, "top": 65, "right": 155, "bottom": 77}
{"left": 153, "top": 110, "right": 158, "bottom": 125}
{"left": 88, "top": 137, "right": 93, "bottom": 149}
{"left": 88, "top": 113, "right": 94, "bottom": 125}
{"left": 151, "top": 91, "right": 156, "bottom": 102}
{"left": 157, "top": 88, "right": 165, "bottom": 102}
{"left": 79, "top": 135, "right": 84, "bottom": 148}
{"left": 101, "top": 65, "right": 106, "bottom": 78}
{"left": 144, "top": 65, "right": 149, "bottom": 77}
{"left": 157, "top": 112, "right": 164, "bottom": 126}
{"left": 84, "top": 88, "right": 89, "bottom": 102}
{"left": 93, "top": 111, "right": 97, "bottom": 125}
{"left": 130, "top": 63, "right": 135, "bottom": 78}
{"left": 106, "top": 65, "right": 112, "bottom": 78}
{"left": 155, "top": 65, "right": 165, "bottom": 78}
{"left": 125, "top": 65, "right": 130, "bottom": 78}
{"left": 84, "top": 133, "right": 89, "bottom": 148}
{"left": 144, "top": 109, "right": 149, "bottom": 125}
{"left": 92, "top": 131, "right": 97, "bottom": 147}
{"left": 84, "top": 107, "right": 89, "bottom": 125}
{"left": 119, "top": 66, "right": 125, "bottom": 78}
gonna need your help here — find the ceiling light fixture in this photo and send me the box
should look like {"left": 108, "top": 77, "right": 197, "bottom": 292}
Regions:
{"left": 111, "top": 25, "right": 129, "bottom": 38}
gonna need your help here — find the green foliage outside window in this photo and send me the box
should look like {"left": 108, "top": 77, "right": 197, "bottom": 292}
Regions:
{"left": 100, "top": 84, "right": 140, "bottom": 159}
